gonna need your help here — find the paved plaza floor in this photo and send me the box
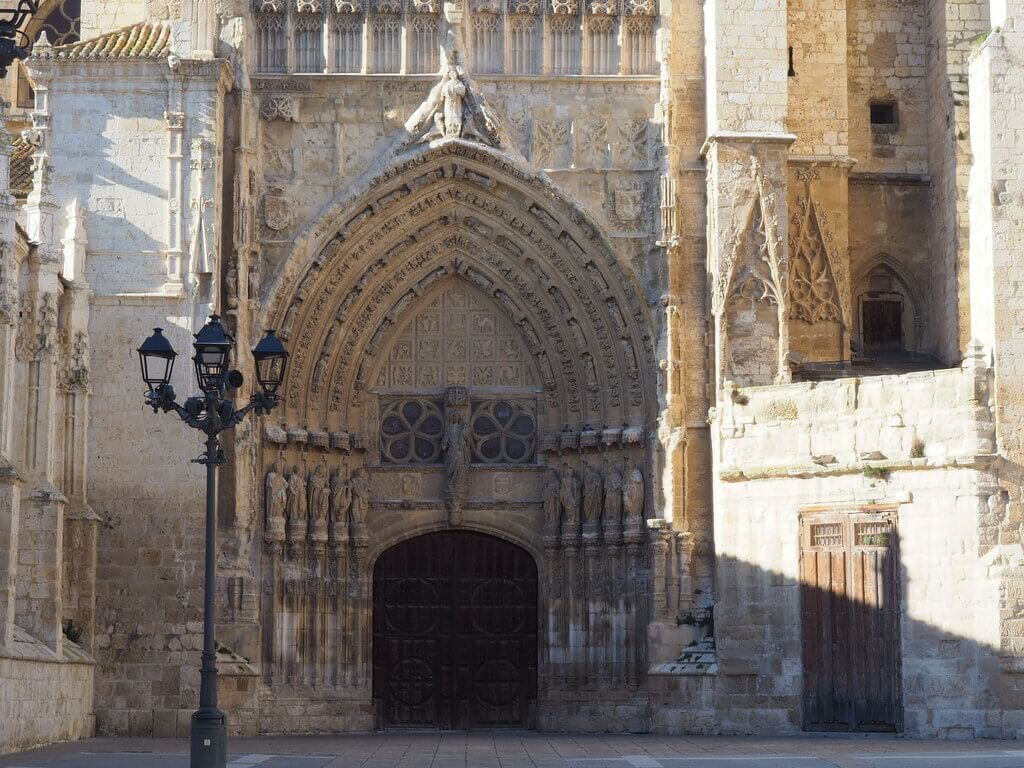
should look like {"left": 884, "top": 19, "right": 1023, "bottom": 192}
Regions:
{"left": 4, "top": 733, "right": 1024, "bottom": 768}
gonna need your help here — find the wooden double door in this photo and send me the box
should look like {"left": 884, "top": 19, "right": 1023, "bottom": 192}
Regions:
{"left": 372, "top": 531, "right": 538, "bottom": 729}
{"left": 800, "top": 511, "right": 903, "bottom": 732}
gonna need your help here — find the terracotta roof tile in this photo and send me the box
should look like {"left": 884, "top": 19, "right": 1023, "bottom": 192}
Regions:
{"left": 36, "top": 21, "right": 172, "bottom": 60}
{"left": 9, "top": 135, "right": 34, "bottom": 199}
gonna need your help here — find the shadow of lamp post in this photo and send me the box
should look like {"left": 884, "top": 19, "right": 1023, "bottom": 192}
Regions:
{"left": 137, "top": 317, "right": 287, "bottom": 768}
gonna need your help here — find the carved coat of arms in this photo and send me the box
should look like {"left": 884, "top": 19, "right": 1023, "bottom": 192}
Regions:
{"left": 263, "top": 194, "right": 292, "bottom": 232}
{"left": 613, "top": 181, "right": 644, "bottom": 224}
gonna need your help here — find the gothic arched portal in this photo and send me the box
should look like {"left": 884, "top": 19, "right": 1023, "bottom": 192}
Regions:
{"left": 257, "top": 140, "right": 655, "bottom": 732}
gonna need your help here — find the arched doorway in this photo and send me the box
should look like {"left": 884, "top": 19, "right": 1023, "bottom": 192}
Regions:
{"left": 372, "top": 531, "right": 538, "bottom": 729}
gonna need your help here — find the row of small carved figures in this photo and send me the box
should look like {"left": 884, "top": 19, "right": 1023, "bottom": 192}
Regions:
{"left": 264, "top": 462, "right": 369, "bottom": 545}
{"left": 264, "top": 458, "right": 649, "bottom": 542}
{"left": 542, "top": 460, "right": 646, "bottom": 541}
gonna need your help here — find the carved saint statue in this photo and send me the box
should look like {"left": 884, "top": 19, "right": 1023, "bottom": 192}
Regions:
{"left": 226, "top": 262, "right": 239, "bottom": 309}
{"left": 286, "top": 465, "right": 307, "bottom": 542}
{"left": 265, "top": 461, "right": 288, "bottom": 542}
{"left": 442, "top": 411, "right": 471, "bottom": 506}
{"left": 622, "top": 459, "right": 644, "bottom": 524}
{"left": 582, "top": 463, "right": 603, "bottom": 528}
{"left": 350, "top": 467, "right": 370, "bottom": 533}
{"left": 603, "top": 462, "right": 624, "bottom": 538}
{"left": 308, "top": 463, "right": 330, "bottom": 541}
{"left": 330, "top": 468, "right": 352, "bottom": 531}
{"left": 543, "top": 466, "right": 561, "bottom": 532}
{"left": 559, "top": 464, "right": 581, "bottom": 531}
{"left": 441, "top": 68, "right": 466, "bottom": 138}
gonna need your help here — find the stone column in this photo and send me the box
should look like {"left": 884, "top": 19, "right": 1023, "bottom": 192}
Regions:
{"left": 17, "top": 110, "right": 67, "bottom": 653}
{"left": 968, "top": 8, "right": 1024, "bottom": 704}
{"left": 58, "top": 199, "right": 98, "bottom": 653}
{"left": 0, "top": 100, "right": 21, "bottom": 653}
{"left": 704, "top": 0, "right": 794, "bottom": 387}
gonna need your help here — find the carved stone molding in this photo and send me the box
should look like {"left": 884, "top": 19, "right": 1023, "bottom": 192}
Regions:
{"left": 254, "top": 0, "right": 286, "bottom": 11}
{"left": 295, "top": 0, "right": 323, "bottom": 10}
{"left": 260, "top": 96, "right": 298, "bottom": 122}
{"left": 623, "top": 0, "right": 654, "bottom": 14}
{"left": 508, "top": 0, "right": 539, "bottom": 12}
{"left": 333, "top": 0, "right": 362, "bottom": 10}
{"left": 587, "top": 0, "right": 617, "bottom": 14}
{"left": 550, "top": 0, "right": 578, "bottom": 12}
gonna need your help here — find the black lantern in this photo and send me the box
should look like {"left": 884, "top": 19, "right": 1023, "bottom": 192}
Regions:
{"left": 137, "top": 327, "right": 177, "bottom": 391}
{"left": 192, "top": 314, "right": 233, "bottom": 392}
{"left": 0, "top": 1, "right": 38, "bottom": 78}
{"left": 252, "top": 329, "right": 288, "bottom": 396}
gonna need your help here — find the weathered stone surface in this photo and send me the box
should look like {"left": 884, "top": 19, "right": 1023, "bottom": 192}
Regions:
{"left": 0, "top": 0, "right": 1021, "bottom": 751}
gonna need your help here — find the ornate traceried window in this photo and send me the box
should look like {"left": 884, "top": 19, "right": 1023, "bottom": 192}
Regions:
{"left": 255, "top": 13, "right": 288, "bottom": 73}
{"left": 369, "top": 15, "right": 401, "bottom": 71}
{"left": 549, "top": 16, "right": 582, "bottom": 74}
{"left": 409, "top": 14, "right": 440, "bottom": 73}
{"left": 509, "top": 16, "right": 541, "bottom": 74}
{"left": 622, "top": 16, "right": 656, "bottom": 74}
{"left": 586, "top": 16, "right": 617, "bottom": 74}
{"left": 380, "top": 399, "right": 446, "bottom": 464}
{"left": 470, "top": 14, "right": 503, "bottom": 74}
{"left": 331, "top": 14, "right": 363, "bottom": 71}
{"left": 294, "top": 13, "right": 325, "bottom": 72}
{"left": 33, "top": 0, "right": 81, "bottom": 46}
{"left": 470, "top": 400, "right": 537, "bottom": 465}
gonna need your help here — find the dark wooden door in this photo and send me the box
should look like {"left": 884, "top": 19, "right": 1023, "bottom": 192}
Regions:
{"left": 862, "top": 300, "right": 903, "bottom": 354}
{"left": 373, "top": 531, "right": 538, "bottom": 729}
{"left": 800, "top": 512, "right": 902, "bottom": 732}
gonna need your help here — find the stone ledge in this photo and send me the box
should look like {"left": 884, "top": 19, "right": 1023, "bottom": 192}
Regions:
{"left": 0, "top": 625, "right": 95, "bottom": 666}
{"left": 719, "top": 454, "right": 997, "bottom": 482}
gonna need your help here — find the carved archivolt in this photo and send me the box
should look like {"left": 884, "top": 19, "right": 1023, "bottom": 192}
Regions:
{"left": 264, "top": 143, "right": 654, "bottom": 432}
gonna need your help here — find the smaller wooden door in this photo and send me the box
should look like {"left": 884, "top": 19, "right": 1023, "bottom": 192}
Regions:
{"left": 800, "top": 511, "right": 902, "bottom": 732}
{"left": 862, "top": 300, "right": 903, "bottom": 354}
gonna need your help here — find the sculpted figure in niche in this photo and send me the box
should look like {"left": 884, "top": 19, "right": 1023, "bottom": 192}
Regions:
{"left": 350, "top": 467, "right": 370, "bottom": 537}
{"left": 330, "top": 468, "right": 352, "bottom": 542}
{"left": 582, "top": 462, "right": 603, "bottom": 529}
{"left": 623, "top": 458, "right": 644, "bottom": 524}
{"left": 308, "top": 463, "right": 330, "bottom": 541}
{"left": 286, "top": 465, "right": 307, "bottom": 543}
{"left": 543, "top": 466, "right": 561, "bottom": 534}
{"left": 441, "top": 69, "right": 466, "bottom": 138}
{"left": 265, "top": 461, "right": 288, "bottom": 542}
{"left": 559, "top": 464, "right": 581, "bottom": 535}
{"left": 442, "top": 411, "right": 471, "bottom": 508}
{"left": 603, "top": 461, "right": 624, "bottom": 538}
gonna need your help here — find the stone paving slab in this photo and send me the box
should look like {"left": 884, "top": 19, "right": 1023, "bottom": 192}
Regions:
{"left": 4, "top": 734, "right": 1024, "bottom": 768}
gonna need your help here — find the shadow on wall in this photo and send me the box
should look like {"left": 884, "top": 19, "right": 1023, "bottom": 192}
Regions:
{"left": 685, "top": 531, "right": 1022, "bottom": 739}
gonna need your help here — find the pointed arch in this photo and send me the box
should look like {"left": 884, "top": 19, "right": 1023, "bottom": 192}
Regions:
{"left": 262, "top": 141, "right": 655, "bottom": 432}
{"left": 853, "top": 253, "right": 925, "bottom": 355}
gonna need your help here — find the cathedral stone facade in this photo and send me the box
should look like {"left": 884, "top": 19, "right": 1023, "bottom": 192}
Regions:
{"left": 0, "top": 0, "right": 1023, "bottom": 752}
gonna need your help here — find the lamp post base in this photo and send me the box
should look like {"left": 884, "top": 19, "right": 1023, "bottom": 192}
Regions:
{"left": 190, "top": 707, "right": 227, "bottom": 768}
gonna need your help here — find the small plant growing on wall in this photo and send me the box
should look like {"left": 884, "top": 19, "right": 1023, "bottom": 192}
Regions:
{"left": 910, "top": 438, "right": 926, "bottom": 459}
{"left": 863, "top": 465, "right": 891, "bottom": 481}
{"left": 63, "top": 620, "right": 83, "bottom": 645}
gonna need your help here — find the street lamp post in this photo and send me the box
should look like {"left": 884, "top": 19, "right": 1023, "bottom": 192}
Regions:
{"left": 0, "top": 1, "right": 39, "bottom": 77}
{"left": 137, "top": 317, "right": 287, "bottom": 768}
